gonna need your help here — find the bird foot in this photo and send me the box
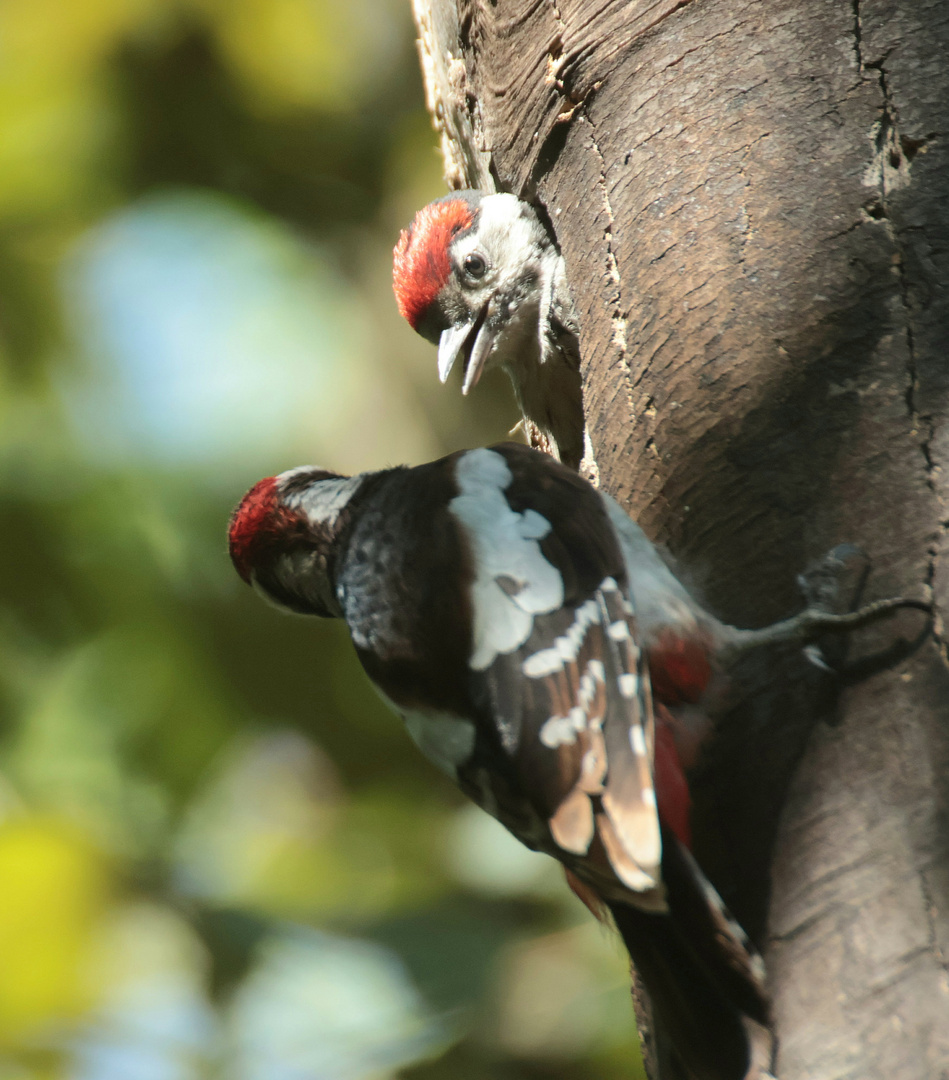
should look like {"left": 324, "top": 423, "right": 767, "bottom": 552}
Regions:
{"left": 718, "top": 543, "right": 931, "bottom": 670}
{"left": 797, "top": 542, "right": 871, "bottom": 618}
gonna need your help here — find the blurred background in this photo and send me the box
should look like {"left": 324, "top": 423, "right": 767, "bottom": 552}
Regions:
{"left": 0, "top": 1, "right": 644, "bottom": 1077}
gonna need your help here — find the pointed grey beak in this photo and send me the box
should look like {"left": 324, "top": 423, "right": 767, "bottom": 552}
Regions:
{"left": 437, "top": 323, "right": 472, "bottom": 383}
{"left": 461, "top": 319, "right": 498, "bottom": 396}
{"left": 436, "top": 304, "right": 497, "bottom": 396}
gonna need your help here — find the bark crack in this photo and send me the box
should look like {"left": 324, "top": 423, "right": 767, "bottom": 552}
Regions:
{"left": 658, "top": 24, "right": 742, "bottom": 75}
{"left": 736, "top": 131, "right": 771, "bottom": 271}
{"left": 919, "top": 864, "right": 949, "bottom": 978}
{"left": 769, "top": 904, "right": 845, "bottom": 946}
{"left": 631, "top": 0, "right": 701, "bottom": 45}
{"left": 580, "top": 113, "right": 636, "bottom": 423}
{"left": 863, "top": 56, "right": 947, "bottom": 668}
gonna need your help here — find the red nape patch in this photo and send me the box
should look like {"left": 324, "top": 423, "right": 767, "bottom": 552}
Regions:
{"left": 647, "top": 630, "right": 713, "bottom": 705}
{"left": 228, "top": 476, "right": 280, "bottom": 583}
{"left": 392, "top": 198, "right": 474, "bottom": 328}
{"left": 654, "top": 706, "right": 692, "bottom": 849}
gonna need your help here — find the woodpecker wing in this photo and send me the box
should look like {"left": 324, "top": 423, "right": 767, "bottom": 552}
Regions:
{"left": 450, "top": 444, "right": 664, "bottom": 900}
{"left": 479, "top": 576, "right": 663, "bottom": 898}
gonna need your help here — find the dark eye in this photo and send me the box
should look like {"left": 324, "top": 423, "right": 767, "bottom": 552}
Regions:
{"left": 463, "top": 252, "right": 487, "bottom": 279}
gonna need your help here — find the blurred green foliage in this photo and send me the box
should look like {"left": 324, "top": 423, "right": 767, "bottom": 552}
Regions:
{"left": 0, "top": 2, "right": 645, "bottom": 1078}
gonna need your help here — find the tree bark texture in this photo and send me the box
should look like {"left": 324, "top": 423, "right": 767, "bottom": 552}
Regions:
{"left": 413, "top": 1, "right": 949, "bottom": 1077}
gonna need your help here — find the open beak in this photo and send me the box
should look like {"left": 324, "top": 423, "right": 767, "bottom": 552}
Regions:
{"left": 436, "top": 304, "right": 498, "bottom": 396}
{"left": 437, "top": 322, "right": 473, "bottom": 383}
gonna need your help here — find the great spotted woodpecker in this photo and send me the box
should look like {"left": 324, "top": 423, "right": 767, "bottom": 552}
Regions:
{"left": 228, "top": 443, "right": 924, "bottom": 1080}
{"left": 393, "top": 192, "right": 585, "bottom": 470}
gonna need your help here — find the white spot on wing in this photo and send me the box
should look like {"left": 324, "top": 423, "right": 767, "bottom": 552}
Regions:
{"left": 630, "top": 727, "right": 647, "bottom": 757}
{"left": 607, "top": 620, "right": 630, "bottom": 641}
{"left": 451, "top": 449, "right": 564, "bottom": 670}
{"left": 577, "top": 672, "right": 597, "bottom": 708}
{"left": 567, "top": 705, "right": 586, "bottom": 729}
{"left": 521, "top": 597, "right": 600, "bottom": 678}
{"left": 537, "top": 654, "right": 607, "bottom": 748}
{"left": 540, "top": 710, "right": 584, "bottom": 748}
{"left": 556, "top": 637, "right": 574, "bottom": 660}
{"left": 522, "top": 648, "right": 563, "bottom": 678}
{"left": 618, "top": 673, "right": 638, "bottom": 697}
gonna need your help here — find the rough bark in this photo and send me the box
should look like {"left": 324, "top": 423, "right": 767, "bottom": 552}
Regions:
{"left": 412, "top": 1, "right": 949, "bottom": 1077}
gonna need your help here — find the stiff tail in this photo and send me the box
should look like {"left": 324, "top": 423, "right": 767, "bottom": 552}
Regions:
{"left": 608, "top": 829, "right": 774, "bottom": 1080}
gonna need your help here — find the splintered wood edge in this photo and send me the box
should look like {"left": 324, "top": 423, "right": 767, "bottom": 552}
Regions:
{"left": 411, "top": 0, "right": 494, "bottom": 191}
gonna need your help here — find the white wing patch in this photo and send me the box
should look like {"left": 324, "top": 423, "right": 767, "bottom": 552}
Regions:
{"left": 450, "top": 449, "right": 564, "bottom": 671}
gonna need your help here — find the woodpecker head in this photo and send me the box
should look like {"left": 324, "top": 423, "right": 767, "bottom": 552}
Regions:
{"left": 393, "top": 191, "right": 562, "bottom": 394}
{"left": 228, "top": 466, "right": 364, "bottom": 618}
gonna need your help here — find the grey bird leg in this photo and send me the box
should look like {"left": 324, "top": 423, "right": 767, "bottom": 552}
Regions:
{"left": 717, "top": 542, "right": 931, "bottom": 669}
{"left": 718, "top": 595, "right": 932, "bottom": 667}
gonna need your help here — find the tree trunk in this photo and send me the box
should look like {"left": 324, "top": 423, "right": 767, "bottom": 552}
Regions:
{"left": 412, "top": 0, "right": 949, "bottom": 1076}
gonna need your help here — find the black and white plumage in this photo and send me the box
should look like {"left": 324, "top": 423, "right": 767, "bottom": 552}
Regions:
{"left": 393, "top": 192, "right": 585, "bottom": 470}
{"left": 229, "top": 443, "right": 924, "bottom": 1080}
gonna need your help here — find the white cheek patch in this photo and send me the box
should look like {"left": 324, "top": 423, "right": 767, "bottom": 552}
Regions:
{"left": 282, "top": 473, "right": 365, "bottom": 527}
{"left": 450, "top": 449, "right": 564, "bottom": 670}
{"left": 453, "top": 194, "right": 540, "bottom": 285}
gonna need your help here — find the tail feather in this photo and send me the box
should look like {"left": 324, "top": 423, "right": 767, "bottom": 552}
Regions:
{"left": 608, "top": 830, "right": 773, "bottom": 1080}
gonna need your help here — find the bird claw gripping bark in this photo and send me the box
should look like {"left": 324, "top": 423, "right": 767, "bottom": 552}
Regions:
{"left": 794, "top": 544, "right": 933, "bottom": 678}
{"left": 798, "top": 542, "right": 871, "bottom": 672}
{"left": 718, "top": 593, "right": 931, "bottom": 665}
{"left": 797, "top": 542, "right": 871, "bottom": 616}
{"left": 717, "top": 567, "right": 930, "bottom": 670}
